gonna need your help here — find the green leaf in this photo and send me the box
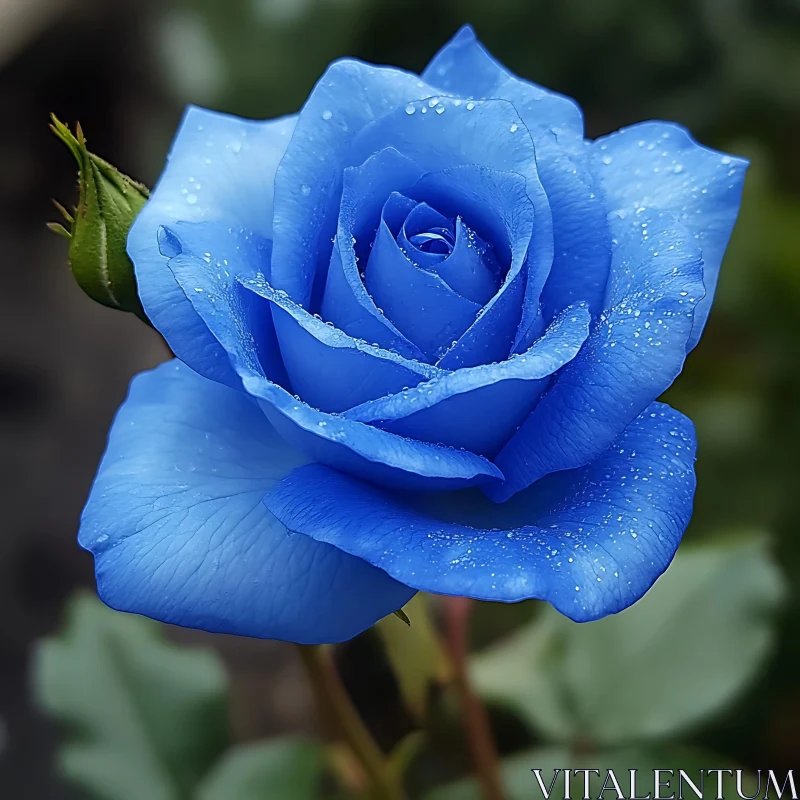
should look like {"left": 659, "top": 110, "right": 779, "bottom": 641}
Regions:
{"left": 196, "top": 737, "right": 324, "bottom": 800}
{"left": 33, "top": 593, "right": 229, "bottom": 800}
{"left": 423, "top": 746, "right": 760, "bottom": 800}
{"left": 376, "top": 594, "right": 452, "bottom": 722}
{"left": 473, "top": 536, "right": 785, "bottom": 745}
{"left": 471, "top": 607, "right": 575, "bottom": 743}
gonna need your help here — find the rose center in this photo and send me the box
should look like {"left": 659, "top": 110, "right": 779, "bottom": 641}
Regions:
{"left": 409, "top": 227, "right": 455, "bottom": 255}
{"left": 357, "top": 193, "right": 503, "bottom": 363}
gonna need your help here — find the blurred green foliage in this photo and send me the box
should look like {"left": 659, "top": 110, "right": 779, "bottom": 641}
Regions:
{"left": 37, "top": 537, "right": 783, "bottom": 799}
{"left": 35, "top": 594, "right": 229, "bottom": 800}
{"left": 35, "top": 595, "right": 324, "bottom": 800}
{"left": 33, "top": 0, "right": 800, "bottom": 797}
{"left": 424, "top": 747, "right": 760, "bottom": 800}
{"left": 473, "top": 538, "right": 784, "bottom": 746}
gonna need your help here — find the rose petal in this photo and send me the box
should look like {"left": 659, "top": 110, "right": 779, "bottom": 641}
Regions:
{"left": 129, "top": 106, "right": 296, "bottom": 388}
{"left": 591, "top": 122, "right": 747, "bottom": 350}
{"left": 265, "top": 402, "right": 696, "bottom": 623}
{"left": 80, "top": 360, "right": 414, "bottom": 644}
{"left": 489, "top": 208, "right": 704, "bottom": 502}
{"left": 343, "top": 304, "right": 590, "bottom": 457}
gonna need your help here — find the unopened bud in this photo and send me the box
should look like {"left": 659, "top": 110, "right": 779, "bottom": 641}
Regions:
{"left": 49, "top": 115, "right": 150, "bottom": 323}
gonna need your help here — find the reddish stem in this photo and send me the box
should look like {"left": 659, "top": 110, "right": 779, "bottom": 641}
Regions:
{"left": 445, "top": 597, "right": 505, "bottom": 800}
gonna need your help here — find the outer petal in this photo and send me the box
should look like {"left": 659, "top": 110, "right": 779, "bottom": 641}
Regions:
{"left": 422, "top": 25, "right": 583, "bottom": 141}
{"left": 536, "top": 139, "right": 612, "bottom": 322}
{"left": 343, "top": 305, "right": 590, "bottom": 457}
{"left": 489, "top": 208, "right": 704, "bottom": 502}
{"left": 79, "top": 361, "right": 414, "bottom": 644}
{"left": 265, "top": 403, "right": 697, "bottom": 623}
{"left": 129, "top": 106, "right": 296, "bottom": 388}
{"left": 422, "top": 27, "right": 612, "bottom": 332}
{"left": 592, "top": 122, "right": 747, "bottom": 349}
{"left": 270, "top": 59, "right": 438, "bottom": 308}
{"left": 157, "top": 222, "right": 289, "bottom": 387}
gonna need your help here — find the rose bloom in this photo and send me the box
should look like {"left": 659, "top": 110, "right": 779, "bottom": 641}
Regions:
{"left": 79, "top": 27, "right": 746, "bottom": 643}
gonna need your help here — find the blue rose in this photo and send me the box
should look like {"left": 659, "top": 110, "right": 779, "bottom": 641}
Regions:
{"left": 80, "top": 26, "right": 746, "bottom": 643}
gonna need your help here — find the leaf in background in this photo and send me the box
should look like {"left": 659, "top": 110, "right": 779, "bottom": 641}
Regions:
{"left": 375, "top": 594, "right": 452, "bottom": 722}
{"left": 422, "top": 747, "right": 574, "bottom": 800}
{"left": 470, "top": 608, "right": 575, "bottom": 744}
{"left": 473, "top": 537, "right": 784, "bottom": 745}
{"left": 388, "top": 730, "right": 427, "bottom": 783}
{"left": 33, "top": 593, "right": 229, "bottom": 800}
{"left": 422, "top": 746, "right": 759, "bottom": 800}
{"left": 196, "top": 737, "right": 324, "bottom": 800}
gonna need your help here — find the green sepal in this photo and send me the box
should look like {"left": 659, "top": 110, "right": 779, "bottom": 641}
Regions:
{"left": 393, "top": 608, "right": 412, "bottom": 626}
{"left": 50, "top": 115, "right": 151, "bottom": 324}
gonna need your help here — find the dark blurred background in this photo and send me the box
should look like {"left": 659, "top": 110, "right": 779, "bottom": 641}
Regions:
{"left": 0, "top": 0, "right": 798, "bottom": 797}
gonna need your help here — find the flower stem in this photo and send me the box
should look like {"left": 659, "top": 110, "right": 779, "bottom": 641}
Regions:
{"left": 296, "top": 644, "right": 404, "bottom": 800}
{"left": 445, "top": 597, "right": 505, "bottom": 800}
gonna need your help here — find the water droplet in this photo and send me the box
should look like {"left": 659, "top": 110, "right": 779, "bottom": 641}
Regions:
{"left": 405, "top": 103, "right": 416, "bottom": 115}
{"left": 509, "top": 123, "right": 519, "bottom": 133}
{"left": 300, "top": 184, "right": 311, "bottom": 196}
{"left": 322, "top": 110, "right": 333, "bottom": 120}
{"left": 466, "top": 101, "right": 475, "bottom": 111}
{"left": 186, "top": 193, "right": 198, "bottom": 205}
